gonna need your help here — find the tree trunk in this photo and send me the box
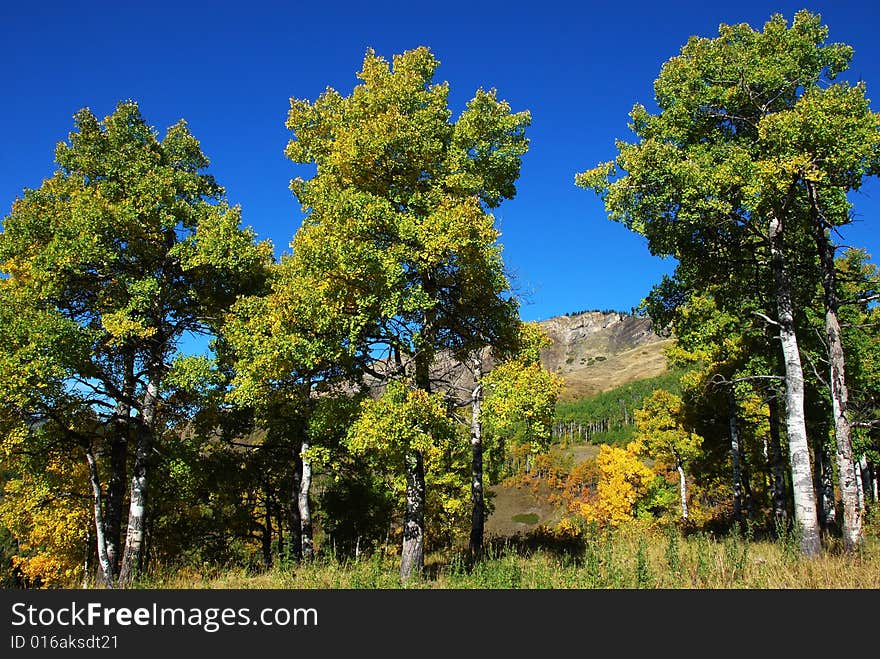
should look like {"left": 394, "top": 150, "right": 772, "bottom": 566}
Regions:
{"left": 82, "top": 525, "right": 95, "bottom": 588}
{"left": 815, "top": 441, "right": 837, "bottom": 530}
{"left": 84, "top": 445, "right": 115, "bottom": 588}
{"left": 809, "top": 189, "right": 862, "bottom": 550}
{"left": 289, "top": 444, "right": 303, "bottom": 563}
{"left": 276, "top": 507, "right": 285, "bottom": 559}
{"left": 400, "top": 331, "right": 432, "bottom": 581}
{"left": 739, "top": 438, "right": 754, "bottom": 520}
{"left": 400, "top": 448, "right": 425, "bottom": 581}
{"left": 728, "top": 391, "right": 744, "bottom": 523}
{"left": 676, "top": 459, "right": 689, "bottom": 521}
{"left": 856, "top": 457, "right": 865, "bottom": 512}
{"left": 299, "top": 440, "right": 314, "bottom": 560}
{"left": 857, "top": 455, "right": 872, "bottom": 509}
{"left": 769, "top": 213, "right": 822, "bottom": 557}
{"left": 870, "top": 459, "right": 878, "bottom": 505}
{"left": 262, "top": 485, "right": 273, "bottom": 569}
{"left": 768, "top": 396, "right": 788, "bottom": 528}
{"left": 119, "top": 378, "right": 159, "bottom": 586}
{"left": 469, "top": 354, "right": 485, "bottom": 558}
{"left": 859, "top": 455, "right": 878, "bottom": 504}
{"left": 106, "top": 351, "right": 134, "bottom": 577}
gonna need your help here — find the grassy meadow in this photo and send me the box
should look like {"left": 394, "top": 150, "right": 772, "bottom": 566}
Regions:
{"left": 132, "top": 519, "right": 880, "bottom": 590}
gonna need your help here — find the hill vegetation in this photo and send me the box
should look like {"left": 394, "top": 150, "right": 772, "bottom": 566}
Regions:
{"left": 553, "top": 367, "right": 688, "bottom": 445}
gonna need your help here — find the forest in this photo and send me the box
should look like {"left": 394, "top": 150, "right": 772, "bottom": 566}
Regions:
{"left": 0, "top": 9, "right": 878, "bottom": 589}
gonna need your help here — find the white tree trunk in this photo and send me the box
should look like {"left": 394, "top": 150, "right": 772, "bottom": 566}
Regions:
{"left": 289, "top": 446, "right": 302, "bottom": 562}
{"left": 469, "top": 354, "right": 485, "bottom": 557}
{"left": 106, "top": 351, "right": 134, "bottom": 578}
{"left": 85, "top": 446, "right": 115, "bottom": 588}
{"left": 119, "top": 378, "right": 159, "bottom": 586}
{"left": 808, "top": 192, "right": 862, "bottom": 550}
{"left": 769, "top": 214, "right": 821, "bottom": 557}
{"left": 299, "top": 440, "right": 314, "bottom": 560}
{"left": 677, "top": 460, "right": 689, "bottom": 521}
{"left": 856, "top": 456, "right": 866, "bottom": 512}
{"left": 728, "top": 392, "right": 744, "bottom": 522}
{"left": 863, "top": 458, "right": 880, "bottom": 504}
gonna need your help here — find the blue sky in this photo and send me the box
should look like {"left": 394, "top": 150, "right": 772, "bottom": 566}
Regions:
{"left": 2, "top": 0, "right": 879, "bottom": 323}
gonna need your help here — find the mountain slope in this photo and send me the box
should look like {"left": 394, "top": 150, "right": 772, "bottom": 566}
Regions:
{"left": 535, "top": 311, "right": 671, "bottom": 400}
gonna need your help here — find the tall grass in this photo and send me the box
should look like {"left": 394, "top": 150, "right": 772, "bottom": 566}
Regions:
{"left": 135, "top": 525, "right": 880, "bottom": 590}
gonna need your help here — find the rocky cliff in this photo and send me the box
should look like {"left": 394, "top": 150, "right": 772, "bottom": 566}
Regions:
{"left": 536, "top": 311, "right": 671, "bottom": 401}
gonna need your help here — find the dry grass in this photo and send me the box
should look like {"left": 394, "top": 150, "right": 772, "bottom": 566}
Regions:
{"left": 484, "top": 444, "right": 601, "bottom": 536}
{"left": 135, "top": 525, "right": 880, "bottom": 590}
{"left": 555, "top": 340, "right": 673, "bottom": 401}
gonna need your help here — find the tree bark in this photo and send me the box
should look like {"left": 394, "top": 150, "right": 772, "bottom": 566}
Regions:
{"left": 289, "top": 444, "right": 303, "bottom": 563}
{"left": 298, "top": 440, "right": 314, "bottom": 560}
{"left": 870, "top": 458, "right": 878, "bottom": 505}
{"left": 739, "top": 436, "right": 754, "bottom": 520}
{"left": 400, "top": 448, "right": 425, "bottom": 581}
{"left": 856, "top": 457, "right": 866, "bottom": 512}
{"left": 769, "top": 213, "right": 822, "bottom": 557}
{"left": 82, "top": 525, "right": 95, "bottom": 588}
{"left": 105, "top": 351, "right": 134, "bottom": 578}
{"left": 469, "top": 354, "right": 485, "bottom": 558}
{"left": 400, "top": 327, "right": 432, "bottom": 581}
{"left": 119, "top": 378, "right": 159, "bottom": 586}
{"left": 84, "top": 445, "right": 115, "bottom": 588}
{"left": 815, "top": 441, "right": 837, "bottom": 530}
{"left": 809, "top": 187, "right": 862, "bottom": 550}
{"left": 676, "top": 459, "right": 689, "bottom": 521}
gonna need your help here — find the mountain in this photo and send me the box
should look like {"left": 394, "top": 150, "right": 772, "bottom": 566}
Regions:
{"left": 483, "top": 311, "right": 673, "bottom": 537}
{"left": 535, "top": 311, "right": 672, "bottom": 401}
{"left": 360, "top": 310, "right": 671, "bottom": 403}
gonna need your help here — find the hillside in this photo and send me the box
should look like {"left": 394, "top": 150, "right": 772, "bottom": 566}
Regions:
{"left": 535, "top": 311, "right": 672, "bottom": 401}
{"left": 360, "top": 310, "right": 671, "bottom": 403}
{"left": 484, "top": 310, "right": 675, "bottom": 537}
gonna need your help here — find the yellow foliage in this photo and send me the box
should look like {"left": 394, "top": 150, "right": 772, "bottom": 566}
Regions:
{"left": 0, "top": 454, "right": 90, "bottom": 587}
{"left": 575, "top": 442, "right": 656, "bottom": 528}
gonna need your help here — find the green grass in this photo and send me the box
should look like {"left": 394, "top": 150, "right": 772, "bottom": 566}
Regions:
{"left": 511, "top": 513, "right": 540, "bottom": 525}
{"left": 131, "top": 523, "right": 880, "bottom": 590}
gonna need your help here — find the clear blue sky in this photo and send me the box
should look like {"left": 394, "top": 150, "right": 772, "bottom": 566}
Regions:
{"left": 2, "top": 1, "right": 879, "bottom": 323}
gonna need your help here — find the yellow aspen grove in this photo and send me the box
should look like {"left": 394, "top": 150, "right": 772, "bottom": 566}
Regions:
{"left": 577, "top": 442, "right": 656, "bottom": 528}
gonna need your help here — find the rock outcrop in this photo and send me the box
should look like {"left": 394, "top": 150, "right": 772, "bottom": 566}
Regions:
{"left": 535, "top": 311, "right": 671, "bottom": 400}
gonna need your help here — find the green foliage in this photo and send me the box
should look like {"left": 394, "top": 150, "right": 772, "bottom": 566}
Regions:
{"left": 577, "top": 10, "right": 880, "bottom": 554}
{"left": 576, "top": 8, "right": 878, "bottom": 370}
{"left": 0, "top": 100, "right": 272, "bottom": 585}
{"left": 283, "top": 46, "right": 528, "bottom": 370}
{"left": 348, "top": 382, "right": 457, "bottom": 467}
{"left": 276, "top": 47, "right": 532, "bottom": 568}
{"left": 633, "top": 390, "right": 703, "bottom": 476}
{"left": 347, "top": 382, "right": 469, "bottom": 547}
{"left": 4, "top": 13, "right": 880, "bottom": 586}
{"left": 483, "top": 355, "right": 563, "bottom": 458}
{"left": 555, "top": 368, "right": 687, "bottom": 445}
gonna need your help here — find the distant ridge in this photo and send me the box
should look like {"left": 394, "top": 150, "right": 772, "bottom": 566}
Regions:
{"left": 534, "top": 310, "right": 671, "bottom": 401}
{"left": 362, "top": 310, "right": 671, "bottom": 403}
